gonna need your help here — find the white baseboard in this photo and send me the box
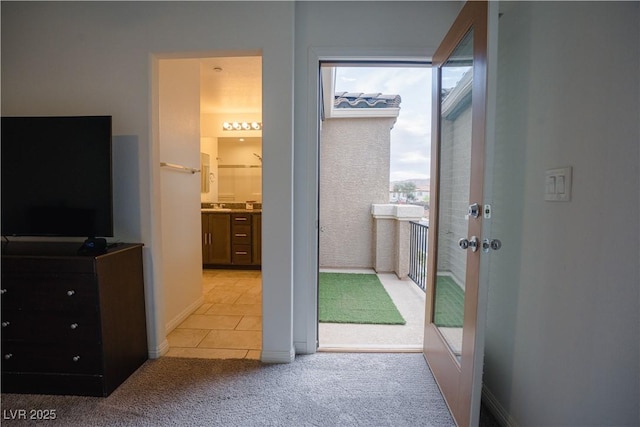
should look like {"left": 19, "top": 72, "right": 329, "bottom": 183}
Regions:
{"left": 294, "top": 340, "right": 317, "bottom": 355}
{"left": 317, "top": 344, "right": 422, "bottom": 353}
{"left": 148, "top": 338, "right": 170, "bottom": 359}
{"left": 482, "top": 385, "right": 519, "bottom": 427}
{"left": 165, "top": 295, "right": 205, "bottom": 334}
{"left": 261, "top": 347, "right": 296, "bottom": 363}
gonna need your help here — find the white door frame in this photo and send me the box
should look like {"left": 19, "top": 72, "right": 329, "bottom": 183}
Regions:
{"left": 298, "top": 47, "right": 435, "bottom": 355}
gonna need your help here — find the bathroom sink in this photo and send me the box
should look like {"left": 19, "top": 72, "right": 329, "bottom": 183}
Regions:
{"left": 201, "top": 208, "right": 232, "bottom": 212}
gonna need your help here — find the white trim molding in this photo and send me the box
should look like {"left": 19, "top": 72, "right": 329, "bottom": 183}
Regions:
{"left": 165, "top": 295, "right": 205, "bottom": 334}
{"left": 295, "top": 46, "right": 434, "bottom": 356}
{"left": 148, "top": 339, "right": 170, "bottom": 359}
{"left": 371, "top": 203, "right": 424, "bottom": 220}
{"left": 329, "top": 107, "right": 400, "bottom": 119}
{"left": 482, "top": 385, "right": 519, "bottom": 427}
{"left": 261, "top": 347, "right": 296, "bottom": 364}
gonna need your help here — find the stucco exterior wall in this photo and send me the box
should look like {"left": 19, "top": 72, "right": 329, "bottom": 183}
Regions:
{"left": 319, "top": 117, "right": 395, "bottom": 268}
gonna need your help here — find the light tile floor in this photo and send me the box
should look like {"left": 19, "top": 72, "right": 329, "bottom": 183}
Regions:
{"left": 166, "top": 269, "right": 262, "bottom": 360}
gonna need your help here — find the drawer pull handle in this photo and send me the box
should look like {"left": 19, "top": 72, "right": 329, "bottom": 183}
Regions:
{"left": 235, "top": 218, "right": 248, "bottom": 221}
{"left": 67, "top": 290, "right": 76, "bottom": 296}
{"left": 70, "top": 323, "right": 79, "bottom": 330}
{"left": 72, "top": 356, "right": 81, "bottom": 362}
{"left": 4, "top": 353, "right": 12, "bottom": 360}
{"left": 1, "top": 321, "right": 9, "bottom": 328}
{"left": 235, "top": 233, "right": 248, "bottom": 237}
{"left": 235, "top": 251, "right": 248, "bottom": 255}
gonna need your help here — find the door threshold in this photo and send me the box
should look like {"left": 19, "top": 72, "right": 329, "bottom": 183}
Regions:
{"left": 317, "top": 344, "right": 423, "bottom": 353}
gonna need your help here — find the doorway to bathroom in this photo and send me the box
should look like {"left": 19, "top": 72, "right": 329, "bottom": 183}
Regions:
{"left": 157, "top": 54, "right": 263, "bottom": 359}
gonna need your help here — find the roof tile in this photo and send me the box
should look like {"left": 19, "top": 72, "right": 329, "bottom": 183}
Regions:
{"left": 334, "top": 92, "right": 401, "bottom": 109}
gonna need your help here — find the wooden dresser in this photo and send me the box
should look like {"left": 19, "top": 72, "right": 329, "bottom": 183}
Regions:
{"left": 1, "top": 242, "right": 148, "bottom": 396}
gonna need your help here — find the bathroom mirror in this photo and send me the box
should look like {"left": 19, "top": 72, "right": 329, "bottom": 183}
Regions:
{"left": 217, "top": 137, "right": 262, "bottom": 203}
{"left": 200, "top": 152, "right": 210, "bottom": 193}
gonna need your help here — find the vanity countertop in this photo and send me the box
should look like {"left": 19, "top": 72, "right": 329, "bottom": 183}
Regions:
{"left": 201, "top": 208, "right": 261, "bottom": 214}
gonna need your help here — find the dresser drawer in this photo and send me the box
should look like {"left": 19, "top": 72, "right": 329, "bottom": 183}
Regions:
{"left": 2, "top": 256, "right": 95, "bottom": 274}
{"left": 2, "top": 372, "right": 107, "bottom": 397}
{"left": 232, "top": 245, "right": 252, "bottom": 265}
{"left": 232, "top": 224, "right": 252, "bottom": 244}
{"left": 2, "top": 310, "right": 100, "bottom": 343}
{"left": 2, "top": 342, "right": 102, "bottom": 375}
{"left": 1, "top": 274, "right": 98, "bottom": 312}
{"left": 232, "top": 214, "right": 251, "bottom": 224}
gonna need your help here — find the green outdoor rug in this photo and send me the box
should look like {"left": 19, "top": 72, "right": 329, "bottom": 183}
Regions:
{"left": 318, "top": 273, "right": 406, "bottom": 325}
{"left": 434, "top": 275, "right": 465, "bottom": 327}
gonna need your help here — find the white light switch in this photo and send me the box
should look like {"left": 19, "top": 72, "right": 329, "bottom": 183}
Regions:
{"left": 556, "top": 175, "right": 565, "bottom": 194}
{"left": 545, "top": 167, "right": 572, "bottom": 202}
{"left": 546, "top": 176, "right": 556, "bottom": 194}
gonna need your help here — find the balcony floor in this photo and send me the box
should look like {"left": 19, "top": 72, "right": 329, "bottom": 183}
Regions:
{"left": 318, "top": 268, "right": 426, "bottom": 352}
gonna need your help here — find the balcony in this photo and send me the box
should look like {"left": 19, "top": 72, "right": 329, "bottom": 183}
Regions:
{"left": 318, "top": 204, "right": 428, "bottom": 351}
{"left": 318, "top": 269, "right": 426, "bottom": 351}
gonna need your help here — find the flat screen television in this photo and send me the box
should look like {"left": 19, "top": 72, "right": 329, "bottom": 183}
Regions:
{"left": 1, "top": 116, "right": 113, "bottom": 238}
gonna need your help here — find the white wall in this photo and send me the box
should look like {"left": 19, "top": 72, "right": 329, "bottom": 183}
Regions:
{"left": 158, "top": 59, "right": 204, "bottom": 332}
{"left": 0, "top": 0, "right": 461, "bottom": 363}
{"left": 1, "top": 1, "right": 295, "bottom": 361}
{"left": 484, "top": 2, "right": 640, "bottom": 425}
{"left": 292, "top": 0, "right": 463, "bottom": 353}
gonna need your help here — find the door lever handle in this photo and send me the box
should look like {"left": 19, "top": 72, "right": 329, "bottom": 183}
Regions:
{"left": 482, "top": 238, "right": 502, "bottom": 252}
{"left": 468, "top": 203, "right": 480, "bottom": 219}
{"left": 459, "top": 236, "right": 479, "bottom": 252}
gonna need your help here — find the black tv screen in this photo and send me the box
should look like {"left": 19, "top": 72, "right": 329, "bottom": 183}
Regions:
{"left": 1, "top": 116, "right": 113, "bottom": 238}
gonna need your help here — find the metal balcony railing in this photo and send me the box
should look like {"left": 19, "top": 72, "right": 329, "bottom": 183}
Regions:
{"left": 408, "top": 221, "right": 428, "bottom": 292}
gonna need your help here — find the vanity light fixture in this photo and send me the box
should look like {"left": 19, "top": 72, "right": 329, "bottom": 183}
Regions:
{"left": 222, "top": 121, "right": 262, "bottom": 131}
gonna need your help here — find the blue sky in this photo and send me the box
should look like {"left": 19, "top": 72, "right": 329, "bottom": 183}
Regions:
{"left": 334, "top": 66, "right": 432, "bottom": 182}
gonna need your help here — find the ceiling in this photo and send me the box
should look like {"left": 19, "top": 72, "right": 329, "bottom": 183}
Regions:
{"left": 199, "top": 56, "right": 262, "bottom": 115}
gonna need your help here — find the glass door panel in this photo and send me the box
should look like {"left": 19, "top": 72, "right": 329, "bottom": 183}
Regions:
{"left": 434, "top": 29, "right": 474, "bottom": 361}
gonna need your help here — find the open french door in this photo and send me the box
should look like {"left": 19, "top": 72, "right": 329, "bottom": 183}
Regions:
{"left": 423, "top": 2, "right": 492, "bottom": 426}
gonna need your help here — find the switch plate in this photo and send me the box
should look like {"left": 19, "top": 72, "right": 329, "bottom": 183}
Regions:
{"left": 545, "top": 167, "right": 572, "bottom": 202}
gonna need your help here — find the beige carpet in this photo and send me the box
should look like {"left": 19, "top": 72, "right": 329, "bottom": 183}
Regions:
{"left": 1, "top": 353, "right": 456, "bottom": 426}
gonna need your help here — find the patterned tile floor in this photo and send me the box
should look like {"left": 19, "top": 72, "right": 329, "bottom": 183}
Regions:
{"left": 166, "top": 269, "right": 262, "bottom": 360}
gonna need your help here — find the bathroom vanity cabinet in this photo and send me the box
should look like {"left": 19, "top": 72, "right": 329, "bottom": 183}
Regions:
{"left": 202, "top": 211, "right": 261, "bottom": 268}
{"left": 252, "top": 212, "right": 262, "bottom": 265}
{"left": 202, "top": 213, "right": 232, "bottom": 264}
